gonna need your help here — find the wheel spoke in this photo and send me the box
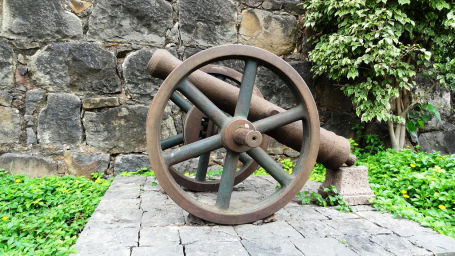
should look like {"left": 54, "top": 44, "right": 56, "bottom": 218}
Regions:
{"left": 253, "top": 105, "right": 306, "bottom": 133}
{"left": 247, "top": 147, "right": 293, "bottom": 187}
{"left": 239, "top": 152, "right": 253, "bottom": 165}
{"left": 160, "top": 134, "right": 184, "bottom": 150}
{"left": 195, "top": 152, "right": 210, "bottom": 181}
{"left": 177, "top": 79, "right": 229, "bottom": 127}
{"left": 234, "top": 60, "right": 258, "bottom": 118}
{"left": 216, "top": 150, "right": 240, "bottom": 209}
{"left": 163, "top": 134, "right": 223, "bottom": 166}
{"left": 170, "top": 92, "right": 192, "bottom": 113}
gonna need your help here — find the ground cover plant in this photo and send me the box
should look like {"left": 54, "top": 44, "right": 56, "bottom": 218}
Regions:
{"left": 303, "top": 147, "right": 455, "bottom": 238}
{"left": 0, "top": 170, "right": 111, "bottom": 255}
{"left": 1, "top": 147, "right": 453, "bottom": 256}
{"left": 359, "top": 149, "right": 455, "bottom": 238}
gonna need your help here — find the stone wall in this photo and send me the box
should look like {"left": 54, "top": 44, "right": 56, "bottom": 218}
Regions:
{"left": 0, "top": 0, "right": 453, "bottom": 177}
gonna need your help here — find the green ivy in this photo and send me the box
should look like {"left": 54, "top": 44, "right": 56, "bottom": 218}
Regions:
{"left": 0, "top": 170, "right": 111, "bottom": 255}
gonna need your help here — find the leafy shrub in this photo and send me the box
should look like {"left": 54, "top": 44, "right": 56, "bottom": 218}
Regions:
{"left": 0, "top": 170, "right": 111, "bottom": 255}
{"left": 303, "top": 0, "right": 455, "bottom": 149}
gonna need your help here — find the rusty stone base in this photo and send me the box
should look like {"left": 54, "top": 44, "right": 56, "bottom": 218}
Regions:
{"left": 319, "top": 165, "right": 375, "bottom": 205}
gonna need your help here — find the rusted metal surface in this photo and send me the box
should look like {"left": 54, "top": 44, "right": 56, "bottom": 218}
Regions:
{"left": 148, "top": 49, "right": 355, "bottom": 170}
{"left": 169, "top": 65, "right": 269, "bottom": 192}
{"left": 146, "top": 45, "right": 320, "bottom": 224}
{"left": 221, "top": 118, "right": 261, "bottom": 152}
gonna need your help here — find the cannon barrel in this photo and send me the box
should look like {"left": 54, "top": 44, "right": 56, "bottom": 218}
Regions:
{"left": 148, "top": 50, "right": 356, "bottom": 170}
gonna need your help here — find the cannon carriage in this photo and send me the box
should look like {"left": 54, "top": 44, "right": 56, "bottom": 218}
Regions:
{"left": 146, "top": 45, "right": 357, "bottom": 224}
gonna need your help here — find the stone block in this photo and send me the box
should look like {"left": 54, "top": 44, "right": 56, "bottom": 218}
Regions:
{"left": 87, "top": 0, "right": 173, "bottom": 46}
{"left": 320, "top": 165, "right": 375, "bottom": 205}
{"left": 291, "top": 237, "right": 357, "bottom": 256}
{"left": 112, "top": 176, "right": 147, "bottom": 186}
{"left": 75, "top": 226, "right": 139, "bottom": 251}
{"left": 140, "top": 190, "right": 170, "bottom": 211}
{"left": 320, "top": 112, "right": 359, "bottom": 138}
{"left": 72, "top": 245, "right": 131, "bottom": 256}
{"left": 421, "top": 118, "right": 455, "bottom": 133}
{"left": 423, "top": 86, "right": 452, "bottom": 116}
{"left": 313, "top": 205, "right": 360, "bottom": 220}
{"left": 114, "top": 154, "right": 151, "bottom": 175}
{"left": 287, "top": 219, "right": 341, "bottom": 238}
{"left": 96, "top": 198, "right": 142, "bottom": 214}
{"left": 407, "top": 233, "right": 455, "bottom": 254}
{"left": 141, "top": 206, "right": 186, "bottom": 227}
{"left": 37, "top": 93, "right": 82, "bottom": 145}
{"left": 103, "top": 178, "right": 144, "bottom": 200}
{"left": 82, "top": 97, "right": 120, "bottom": 110}
{"left": 64, "top": 152, "right": 110, "bottom": 178}
{"left": 179, "top": 0, "right": 238, "bottom": 47}
{"left": 419, "top": 129, "right": 455, "bottom": 154}
{"left": 261, "top": 0, "right": 303, "bottom": 14}
{"left": 180, "top": 226, "right": 240, "bottom": 244}
{"left": 0, "top": 40, "right": 13, "bottom": 89}
{"left": 0, "top": 0, "right": 82, "bottom": 41}
{"left": 87, "top": 207, "right": 142, "bottom": 229}
{"left": 131, "top": 246, "right": 183, "bottom": 256}
{"left": 339, "top": 235, "right": 391, "bottom": 255}
{"left": 0, "top": 106, "right": 21, "bottom": 144}
{"left": 355, "top": 210, "right": 438, "bottom": 238}
{"left": 239, "top": 239, "right": 302, "bottom": 256}
{"left": 139, "top": 226, "right": 180, "bottom": 247}
{"left": 29, "top": 43, "right": 121, "bottom": 94}
{"left": 235, "top": 221, "right": 303, "bottom": 241}
{"left": 239, "top": 9, "right": 297, "bottom": 55}
{"left": 25, "top": 89, "right": 46, "bottom": 115}
{"left": 279, "top": 205, "right": 328, "bottom": 221}
{"left": 179, "top": 225, "right": 249, "bottom": 256}
{"left": 314, "top": 77, "right": 353, "bottom": 113}
{"left": 123, "top": 49, "right": 163, "bottom": 103}
{"left": 83, "top": 106, "right": 148, "bottom": 153}
{"left": 0, "top": 91, "right": 13, "bottom": 106}
{"left": 0, "top": 153, "right": 58, "bottom": 177}
{"left": 324, "top": 218, "right": 391, "bottom": 236}
{"left": 26, "top": 127, "right": 37, "bottom": 145}
{"left": 371, "top": 234, "right": 431, "bottom": 255}
{"left": 160, "top": 105, "right": 178, "bottom": 140}
{"left": 255, "top": 62, "right": 311, "bottom": 109}
{"left": 185, "top": 241, "right": 249, "bottom": 256}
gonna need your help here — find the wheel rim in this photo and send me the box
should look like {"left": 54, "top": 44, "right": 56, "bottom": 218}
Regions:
{"left": 146, "top": 45, "right": 319, "bottom": 224}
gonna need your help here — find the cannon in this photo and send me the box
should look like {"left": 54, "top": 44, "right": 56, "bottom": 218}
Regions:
{"left": 146, "top": 45, "right": 356, "bottom": 224}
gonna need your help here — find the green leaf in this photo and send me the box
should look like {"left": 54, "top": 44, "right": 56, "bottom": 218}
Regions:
{"left": 398, "top": 0, "right": 411, "bottom": 5}
{"left": 406, "top": 121, "right": 417, "bottom": 133}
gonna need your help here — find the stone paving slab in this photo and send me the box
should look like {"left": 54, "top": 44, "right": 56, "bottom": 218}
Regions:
{"left": 73, "top": 176, "right": 455, "bottom": 256}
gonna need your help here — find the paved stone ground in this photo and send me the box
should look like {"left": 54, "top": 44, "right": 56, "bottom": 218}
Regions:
{"left": 73, "top": 176, "right": 455, "bottom": 256}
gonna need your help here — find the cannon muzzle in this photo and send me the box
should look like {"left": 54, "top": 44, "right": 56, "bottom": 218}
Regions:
{"left": 148, "top": 49, "right": 356, "bottom": 170}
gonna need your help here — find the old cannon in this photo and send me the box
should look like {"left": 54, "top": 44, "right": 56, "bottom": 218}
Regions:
{"left": 146, "top": 45, "right": 356, "bottom": 224}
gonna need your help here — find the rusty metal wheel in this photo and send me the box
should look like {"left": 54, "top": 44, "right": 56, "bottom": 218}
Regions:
{"left": 165, "top": 65, "right": 269, "bottom": 192}
{"left": 146, "top": 45, "right": 319, "bottom": 224}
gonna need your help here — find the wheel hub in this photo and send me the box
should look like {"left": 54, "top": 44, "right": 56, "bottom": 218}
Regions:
{"left": 222, "top": 118, "right": 262, "bottom": 152}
